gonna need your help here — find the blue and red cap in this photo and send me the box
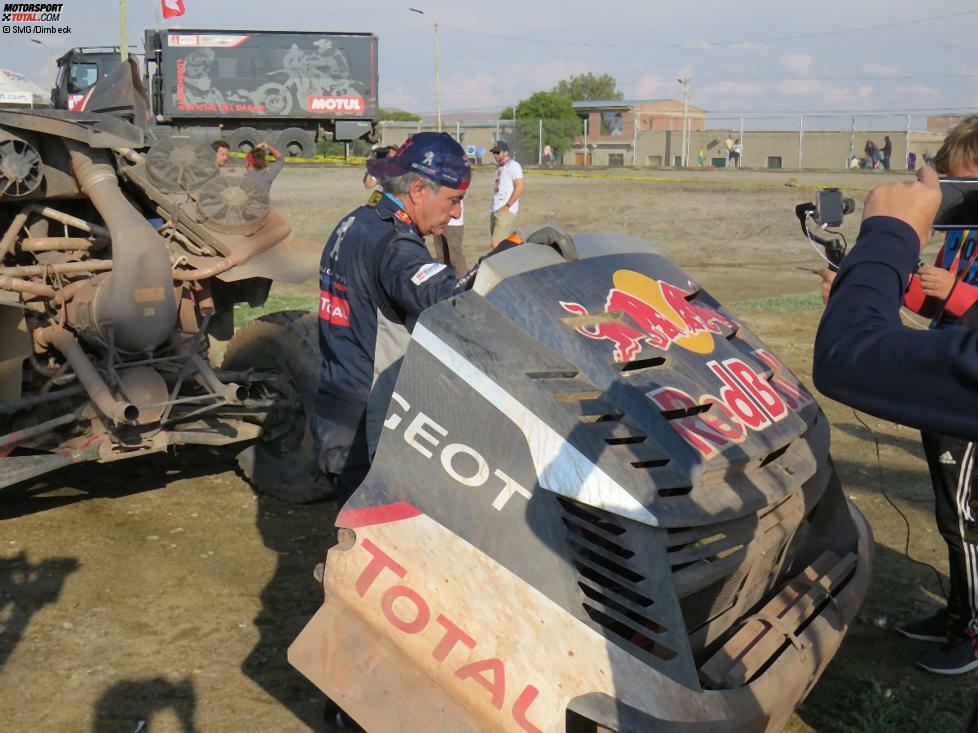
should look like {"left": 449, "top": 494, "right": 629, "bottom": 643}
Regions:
{"left": 366, "top": 132, "right": 471, "bottom": 191}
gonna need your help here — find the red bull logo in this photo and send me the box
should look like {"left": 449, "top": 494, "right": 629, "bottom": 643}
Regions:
{"left": 647, "top": 349, "right": 815, "bottom": 458}
{"left": 560, "top": 270, "right": 736, "bottom": 362}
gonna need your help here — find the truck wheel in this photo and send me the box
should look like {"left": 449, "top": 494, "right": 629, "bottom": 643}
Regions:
{"left": 222, "top": 310, "right": 333, "bottom": 503}
{"left": 276, "top": 128, "right": 317, "bottom": 159}
{"left": 228, "top": 127, "right": 262, "bottom": 153}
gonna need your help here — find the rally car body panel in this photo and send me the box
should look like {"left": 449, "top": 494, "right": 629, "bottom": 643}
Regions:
{"left": 290, "top": 234, "right": 872, "bottom": 731}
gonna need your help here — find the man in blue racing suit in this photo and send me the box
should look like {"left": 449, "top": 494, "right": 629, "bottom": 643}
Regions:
{"left": 313, "top": 132, "right": 472, "bottom": 501}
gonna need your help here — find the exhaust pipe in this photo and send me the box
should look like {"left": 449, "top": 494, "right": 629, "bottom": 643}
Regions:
{"left": 190, "top": 354, "right": 246, "bottom": 403}
{"left": 36, "top": 326, "right": 139, "bottom": 424}
{"left": 66, "top": 141, "right": 176, "bottom": 353}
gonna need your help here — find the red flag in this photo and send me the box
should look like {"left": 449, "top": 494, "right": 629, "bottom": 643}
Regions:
{"left": 161, "top": 0, "right": 185, "bottom": 18}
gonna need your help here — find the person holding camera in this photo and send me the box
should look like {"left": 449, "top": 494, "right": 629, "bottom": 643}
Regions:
{"left": 814, "top": 122, "right": 978, "bottom": 675}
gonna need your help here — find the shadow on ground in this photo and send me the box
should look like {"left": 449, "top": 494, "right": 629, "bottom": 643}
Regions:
{"left": 0, "top": 552, "right": 78, "bottom": 673}
{"left": 91, "top": 677, "right": 198, "bottom": 732}
{"left": 242, "top": 490, "right": 340, "bottom": 731}
{"left": 0, "top": 446, "right": 240, "bottom": 521}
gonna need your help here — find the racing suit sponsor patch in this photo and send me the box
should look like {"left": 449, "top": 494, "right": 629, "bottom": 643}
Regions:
{"left": 320, "top": 290, "right": 351, "bottom": 326}
{"left": 411, "top": 262, "right": 447, "bottom": 285}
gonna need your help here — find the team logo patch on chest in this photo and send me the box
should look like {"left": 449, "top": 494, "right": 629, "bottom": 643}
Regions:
{"left": 411, "top": 262, "right": 447, "bottom": 285}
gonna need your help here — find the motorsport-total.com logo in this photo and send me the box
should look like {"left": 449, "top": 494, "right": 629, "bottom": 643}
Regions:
{"left": 1, "top": 3, "right": 70, "bottom": 34}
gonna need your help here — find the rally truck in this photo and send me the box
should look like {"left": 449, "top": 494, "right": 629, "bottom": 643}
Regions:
{"left": 51, "top": 28, "right": 379, "bottom": 157}
{"left": 289, "top": 229, "right": 873, "bottom": 731}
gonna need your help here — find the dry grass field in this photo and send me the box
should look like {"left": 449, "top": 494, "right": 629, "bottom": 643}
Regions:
{"left": 1, "top": 163, "right": 972, "bottom": 732}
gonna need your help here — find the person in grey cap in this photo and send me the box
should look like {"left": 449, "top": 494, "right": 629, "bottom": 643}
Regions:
{"left": 489, "top": 140, "right": 524, "bottom": 246}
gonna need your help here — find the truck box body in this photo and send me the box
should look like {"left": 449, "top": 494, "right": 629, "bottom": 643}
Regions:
{"left": 148, "top": 29, "right": 378, "bottom": 123}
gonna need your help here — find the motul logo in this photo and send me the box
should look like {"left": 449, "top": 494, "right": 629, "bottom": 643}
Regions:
{"left": 307, "top": 95, "right": 364, "bottom": 114}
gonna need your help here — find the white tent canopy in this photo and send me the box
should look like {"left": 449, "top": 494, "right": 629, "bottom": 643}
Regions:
{"left": 0, "top": 69, "right": 49, "bottom": 108}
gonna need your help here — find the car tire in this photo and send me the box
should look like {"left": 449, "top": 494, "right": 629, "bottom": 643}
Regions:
{"left": 222, "top": 309, "right": 332, "bottom": 503}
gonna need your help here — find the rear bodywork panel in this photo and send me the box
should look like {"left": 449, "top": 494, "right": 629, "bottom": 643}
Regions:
{"left": 290, "top": 233, "right": 872, "bottom": 731}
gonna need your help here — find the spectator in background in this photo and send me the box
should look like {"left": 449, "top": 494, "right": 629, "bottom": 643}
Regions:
{"left": 908, "top": 151, "right": 918, "bottom": 170}
{"left": 245, "top": 142, "right": 285, "bottom": 193}
{"left": 489, "top": 141, "right": 524, "bottom": 247}
{"left": 363, "top": 145, "right": 396, "bottom": 191}
{"left": 212, "top": 140, "right": 230, "bottom": 168}
{"left": 882, "top": 135, "right": 893, "bottom": 170}
{"left": 697, "top": 147, "right": 706, "bottom": 167}
{"left": 731, "top": 139, "right": 743, "bottom": 168}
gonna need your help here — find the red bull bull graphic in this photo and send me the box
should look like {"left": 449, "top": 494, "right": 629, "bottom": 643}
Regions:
{"left": 559, "top": 271, "right": 814, "bottom": 458}
{"left": 560, "top": 270, "right": 736, "bottom": 362}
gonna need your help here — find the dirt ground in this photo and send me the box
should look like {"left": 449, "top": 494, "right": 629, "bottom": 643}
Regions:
{"left": 2, "top": 164, "right": 975, "bottom": 732}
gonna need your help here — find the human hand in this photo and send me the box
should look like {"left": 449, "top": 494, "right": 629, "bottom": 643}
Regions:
{"left": 918, "top": 264, "right": 957, "bottom": 299}
{"left": 861, "top": 166, "right": 941, "bottom": 250}
{"left": 817, "top": 268, "right": 836, "bottom": 305}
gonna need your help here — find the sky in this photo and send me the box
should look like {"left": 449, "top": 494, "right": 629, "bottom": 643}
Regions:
{"left": 1, "top": 1, "right": 976, "bottom": 130}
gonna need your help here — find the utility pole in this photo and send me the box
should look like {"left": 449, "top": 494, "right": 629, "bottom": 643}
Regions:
{"left": 119, "top": 0, "right": 128, "bottom": 63}
{"left": 798, "top": 114, "right": 804, "bottom": 170}
{"left": 739, "top": 116, "right": 744, "bottom": 167}
{"left": 410, "top": 8, "right": 441, "bottom": 132}
{"left": 538, "top": 118, "right": 543, "bottom": 165}
{"left": 434, "top": 20, "right": 441, "bottom": 132}
{"left": 583, "top": 117, "right": 588, "bottom": 166}
{"left": 677, "top": 76, "right": 690, "bottom": 167}
{"left": 632, "top": 113, "right": 639, "bottom": 165}
{"left": 906, "top": 114, "right": 913, "bottom": 170}
{"left": 848, "top": 114, "right": 855, "bottom": 167}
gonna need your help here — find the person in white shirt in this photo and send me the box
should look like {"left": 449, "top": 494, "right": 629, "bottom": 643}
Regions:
{"left": 489, "top": 141, "right": 524, "bottom": 247}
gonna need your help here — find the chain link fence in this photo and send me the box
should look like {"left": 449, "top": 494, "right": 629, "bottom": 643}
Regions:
{"left": 377, "top": 109, "right": 966, "bottom": 171}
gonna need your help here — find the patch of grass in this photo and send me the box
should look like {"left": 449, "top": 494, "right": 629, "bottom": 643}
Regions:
{"left": 803, "top": 678, "right": 970, "bottom": 733}
{"left": 233, "top": 292, "right": 315, "bottom": 329}
{"left": 732, "top": 290, "right": 823, "bottom": 313}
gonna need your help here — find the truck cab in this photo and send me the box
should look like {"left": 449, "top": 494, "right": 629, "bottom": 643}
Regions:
{"left": 52, "top": 48, "right": 125, "bottom": 110}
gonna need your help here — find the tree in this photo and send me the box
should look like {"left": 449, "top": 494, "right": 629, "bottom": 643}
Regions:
{"left": 508, "top": 91, "right": 582, "bottom": 161}
{"left": 553, "top": 73, "right": 623, "bottom": 102}
{"left": 379, "top": 108, "right": 421, "bottom": 122}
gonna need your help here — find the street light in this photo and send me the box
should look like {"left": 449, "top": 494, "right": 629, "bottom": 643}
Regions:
{"left": 409, "top": 7, "right": 441, "bottom": 132}
{"left": 29, "top": 38, "right": 58, "bottom": 100}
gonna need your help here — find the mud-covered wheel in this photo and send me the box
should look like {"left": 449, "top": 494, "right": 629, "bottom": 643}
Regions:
{"left": 227, "top": 126, "right": 262, "bottom": 153}
{"left": 276, "top": 127, "right": 317, "bottom": 158}
{"left": 223, "top": 310, "right": 332, "bottom": 503}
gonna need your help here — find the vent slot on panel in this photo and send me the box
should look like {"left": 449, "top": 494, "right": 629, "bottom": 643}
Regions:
{"left": 558, "top": 496, "right": 676, "bottom": 662}
{"left": 660, "top": 402, "right": 712, "bottom": 420}
{"left": 759, "top": 443, "right": 791, "bottom": 468}
{"left": 658, "top": 486, "right": 693, "bottom": 498}
{"left": 619, "top": 356, "right": 666, "bottom": 374}
{"left": 527, "top": 369, "right": 580, "bottom": 380}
